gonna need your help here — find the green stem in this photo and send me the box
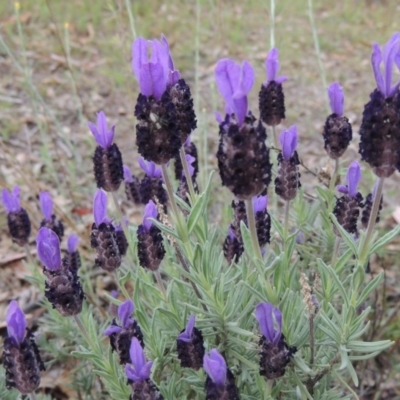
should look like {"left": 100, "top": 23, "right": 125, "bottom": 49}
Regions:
{"left": 269, "top": 0, "right": 275, "bottom": 48}
{"left": 179, "top": 146, "right": 196, "bottom": 201}
{"left": 272, "top": 125, "right": 279, "bottom": 149}
{"left": 154, "top": 270, "right": 167, "bottom": 298}
{"left": 29, "top": 392, "right": 37, "bottom": 400}
{"left": 24, "top": 243, "right": 37, "bottom": 268}
{"left": 284, "top": 200, "right": 290, "bottom": 240}
{"left": 124, "top": 0, "right": 137, "bottom": 40}
{"left": 329, "top": 158, "right": 339, "bottom": 193}
{"left": 73, "top": 314, "right": 91, "bottom": 344}
{"left": 245, "top": 198, "right": 262, "bottom": 260}
{"left": 331, "top": 236, "right": 341, "bottom": 267}
{"left": 113, "top": 270, "right": 131, "bottom": 300}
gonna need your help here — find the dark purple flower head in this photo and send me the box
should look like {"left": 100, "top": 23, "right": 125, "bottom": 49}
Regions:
{"left": 2, "top": 186, "right": 21, "bottom": 213}
{"left": 88, "top": 111, "right": 115, "bottom": 149}
{"left": 36, "top": 227, "right": 61, "bottom": 271}
{"left": 143, "top": 200, "right": 158, "bottom": 232}
{"left": 253, "top": 195, "right": 268, "bottom": 213}
{"left": 328, "top": 82, "right": 344, "bottom": 116}
{"left": 279, "top": 125, "right": 298, "bottom": 160}
{"left": 67, "top": 234, "right": 79, "bottom": 253}
{"left": 215, "top": 58, "right": 254, "bottom": 126}
{"left": 6, "top": 300, "right": 26, "bottom": 345}
{"left": 39, "top": 191, "right": 53, "bottom": 222}
{"left": 139, "top": 157, "right": 162, "bottom": 178}
{"left": 93, "top": 189, "right": 110, "bottom": 226}
{"left": 123, "top": 165, "right": 134, "bottom": 183}
{"left": 125, "top": 337, "right": 153, "bottom": 382}
{"left": 371, "top": 33, "right": 400, "bottom": 98}
{"left": 203, "top": 349, "right": 227, "bottom": 386}
{"left": 177, "top": 315, "right": 196, "bottom": 343}
{"left": 265, "top": 48, "right": 288, "bottom": 84}
{"left": 132, "top": 36, "right": 179, "bottom": 100}
{"left": 255, "top": 302, "right": 282, "bottom": 346}
{"left": 336, "top": 161, "right": 362, "bottom": 198}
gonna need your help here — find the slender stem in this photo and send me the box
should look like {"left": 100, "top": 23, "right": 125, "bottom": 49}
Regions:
{"left": 245, "top": 199, "right": 262, "bottom": 260}
{"left": 161, "top": 164, "right": 180, "bottom": 219}
{"left": 329, "top": 158, "right": 339, "bottom": 192}
{"left": 124, "top": 0, "right": 137, "bottom": 40}
{"left": 309, "top": 314, "right": 315, "bottom": 366}
{"left": 23, "top": 243, "right": 37, "bottom": 268}
{"left": 179, "top": 146, "right": 196, "bottom": 201}
{"left": 331, "top": 236, "right": 341, "bottom": 267}
{"left": 269, "top": 0, "right": 275, "bottom": 49}
{"left": 73, "top": 314, "right": 91, "bottom": 344}
{"left": 283, "top": 200, "right": 290, "bottom": 240}
{"left": 29, "top": 393, "right": 37, "bottom": 400}
{"left": 154, "top": 270, "right": 167, "bottom": 298}
{"left": 272, "top": 125, "right": 279, "bottom": 149}
{"left": 113, "top": 270, "right": 130, "bottom": 300}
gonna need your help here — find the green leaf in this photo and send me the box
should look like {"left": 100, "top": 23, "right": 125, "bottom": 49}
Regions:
{"left": 347, "top": 339, "right": 393, "bottom": 353}
{"left": 329, "top": 213, "right": 358, "bottom": 256}
{"left": 356, "top": 271, "right": 383, "bottom": 308}
{"left": 370, "top": 224, "right": 400, "bottom": 253}
{"left": 187, "top": 191, "right": 206, "bottom": 233}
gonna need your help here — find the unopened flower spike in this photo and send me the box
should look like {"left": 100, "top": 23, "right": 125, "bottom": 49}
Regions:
{"left": 104, "top": 300, "right": 144, "bottom": 365}
{"left": 215, "top": 59, "right": 272, "bottom": 199}
{"left": 137, "top": 200, "right": 165, "bottom": 271}
{"left": 333, "top": 162, "right": 363, "bottom": 236}
{"left": 255, "top": 302, "right": 296, "bottom": 379}
{"left": 177, "top": 315, "right": 205, "bottom": 370}
{"left": 4, "top": 300, "right": 45, "bottom": 394}
{"left": 223, "top": 226, "right": 244, "bottom": 264}
{"left": 2, "top": 186, "right": 31, "bottom": 247}
{"left": 124, "top": 165, "right": 141, "bottom": 205}
{"left": 323, "top": 82, "right": 353, "bottom": 159}
{"left": 37, "top": 228, "right": 85, "bottom": 316}
{"left": 90, "top": 111, "right": 124, "bottom": 192}
{"left": 203, "top": 349, "right": 239, "bottom": 399}
{"left": 275, "top": 126, "right": 301, "bottom": 201}
{"left": 39, "top": 191, "right": 64, "bottom": 241}
{"left": 91, "top": 190, "right": 124, "bottom": 272}
{"left": 359, "top": 33, "right": 400, "bottom": 177}
{"left": 66, "top": 233, "right": 81, "bottom": 270}
{"left": 253, "top": 195, "right": 271, "bottom": 248}
{"left": 259, "top": 47, "right": 287, "bottom": 126}
{"left": 125, "top": 337, "right": 163, "bottom": 399}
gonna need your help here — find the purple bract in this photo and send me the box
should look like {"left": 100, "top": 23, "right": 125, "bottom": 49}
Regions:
{"left": 178, "top": 315, "right": 196, "bottom": 343}
{"left": 39, "top": 191, "right": 53, "bottom": 221}
{"left": 93, "top": 189, "right": 109, "bottom": 226}
{"left": 279, "top": 125, "right": 298, "bottom": 160}
{"left": 336, "top": 161, "right": 361, "bottom": 198}
{"left": 253, "top": 195, "right": 268, "bottom": 213}
{"left": 88, "top": 111, "right": 115, "bottom": 149}
{"left": 265, "top": 48, "right": 288, "bottom": 84}
{"left": 36, "top": 227, "right": 61, "bottom": 271}
{"left": 67, "top": 234, "right": 79, "bottom": 253}
{"left": 255, "top": 302, "right": 282, "bottom": 346}
{"left": 139, "top": 158, "right": 162, "bottom": 178}
{"left": 328, "top": 82, "right": 344, "bottom": 116}
{"left": 6, "top": 300, "right": 26, "bottom": 345}
{"left": 203, "top": 349, "right": 227, "bottom": 386}
{"left": 2, "top": 186, "right": 21, "bottom": 213}
{"left": 143, "top": 200, "right": 158, "bottom": 232}
{"left": 125, "top": 337, "right": 153, "bottom": 382}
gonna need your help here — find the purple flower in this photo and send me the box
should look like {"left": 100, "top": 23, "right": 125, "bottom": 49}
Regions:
{"left": 255, "top": 302, "right": 282, "bottom": 346}
{"left": 139, "top": 157, "right": 162, "bottom": 178}
{"left": 104, "top": 299, "right": 135, "bottom": 336}
{"left": 143, "top": 200, "right": 158, "bottom": 231}
{"left": 228, "top": 227, "right": 236, "bottom": 240}
{"left": 328, "top": 82, "right": 344, "bottom": 116}
{"left": 125, "top": 338, "right": 153, "bottom": 382}
{"left": 39, "top": 191, "right": 53, "bottom": 222}
{"left": 177, "top": 315, "right": 195, "bottom": 343}
{"left": 371, "top": 33, "right": 400, "bottom": 98}
{"left": 36, "top": 227, "right": 61, "bottom": 271}
{"left": 253, "top": 195, "right": 268, "bottom": 213}
{"left": 132, "top": 36, "right": 179, "bottom": 101}
{"left": 336, "top": 161, "right": 362, "bottom": 198}
{"left": 123, "top": 165, "right": 134, "bottom": 183}
{"left": 67, "top": 234, "right": 79, "bottom": 253}
{"left": 265, "top": 48, "right": 288, "bottom": 84}
{"left": 88, "top": 111, "right": 115, "bottom": 149}
{"left": 215, "top": 58, "right": 254, "bottom": 126}
{"left": 6, "top": 300, "right": 26, "bottom": 345}
{"left": 279, "top": 125, "right": 298, "bottom": 160}
{"left": 203, "top": 349, "right": 227, "bottom": 386}
{"left": 185, "top": 155, "right": 196, "bottom": 178}
{"left": 2, "top": 186, "right": 21, "bottom": 213}
{"left": 93, "top": 189, "right": 110, "bottom": 226}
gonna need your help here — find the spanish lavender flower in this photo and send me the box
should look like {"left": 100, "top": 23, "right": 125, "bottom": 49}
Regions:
{"left": 255, "top": 302, "right": 296, "bottom": 379}
{"left": 124, "top": 165, "right": 141, "bottom": 205}
{"left": 176, "top": 315, "right": 205, "bottom": 370}
{"left": 133, "top": 36, "right": 196, "bottom": 164}
{"left": 361, "top": 184, "right": 383, "bottom": 229}
{"left": 104, "top": 300, "right": 144, "bottom": 365}
{"left": 137, "top": 200, "right": 165, "bottom": 271}
{"left": 2, "top": 186, "right": 31, "bottom": 246}
{"left": 37, "top": 227, "right": 84, "bottom": 316}
{"left": 39, "top": 191, "right": 64, "bottom": 241}
{"left": 253, "top": 195, "right": 271, "bottom": 247}
{"left": 275, "top": 126, "right": 301, "bottom": 201}
{"left": 3, "top": 301, "right": 45, "bottom": 394}
{"left": 259, "top": 48, "right": 287, "bottom": 126}
{"left": 90, "top": 111, "right": 124, "bottom": 191}
{"left": 333, "top": 161, "right": 363, "bottom": 236}
{"left": 90, "top": 190, "right": 126, "bottom": 272}
{"left": 323, "top": 82, "right": 353, "bottom": 159}
{"left": 223, "top": 228, "right": 244, "bottom": 263}
{"left": 126, "top": 338, "right": 163, "bottom": 400}
{"left": 203, "top": 349, "right": 239, "bottom": 400}
{"left": 359, "top": 33, "right": 400, "bottom": 178}
{"left": 174, "top": 136, "right": 199, "bottom": 180}
{"left": 215, "top": 59, "right": 272, "bottom": 199}
{"left": 66, "top": 233, "right": 81, "bottom": 270}
{"left": 139, "top": 158, "right": 168, "bottom": 212}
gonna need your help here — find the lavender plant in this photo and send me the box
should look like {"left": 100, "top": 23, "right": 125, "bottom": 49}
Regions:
{"left": 2, "top": 27, "right": 400, "bottom": 400}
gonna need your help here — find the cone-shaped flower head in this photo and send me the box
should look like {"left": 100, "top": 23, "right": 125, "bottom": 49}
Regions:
{"left": 203, "top": 349, "right": 227, "bottom": 386}
{"left": 93, "top": 189, "right": 110, "bottom": 226}
{"left": 139, "top": 157, "right": 162, "bottom": 178}
{"left": 88, "top": 111, "right": 115, "bottom": 149}
{"left": 328, "top": 82, "right": 344, "bottom": 116}
{"left": 178, "top": 315, "right": 196, "bottom": 342}
{"left": 67, "top": 234, "right": 79, "bottom": 253}
{"left": 215, "top": 59, "right": 254, "bottom": 126}
{"left": 143, "top": 200, "right": 158, "bottom": 232}
{"left": 132, "top": 36, "right": 179, "bottom": 100}
{"left": 6, "top": 301, "right": 26, "bottom": 346}
{"left": 336, "top": 161, "right": 362, "bottom": 198}
{"left": 255, "top": 302, "right": 282, "bottom": 346}
{"left": 36, "top": 227, "right": 61, "bottom": 271}
{"left": 39, "top": 191, "right": 53, "bottom": 221}
{"left": 265, "top": 48, "right": 288, "bottom": 84}
{"left": 280, "top": 125, "right": 298, "bottom": 160}
{"left": 2, "top": 186, "right": 21, "bottom": 213}
{"left": 371, "top": 32, "right": 400, "bottom": 98}
{"left": 125, "top": 338, "right": 153, "bottom": 382}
